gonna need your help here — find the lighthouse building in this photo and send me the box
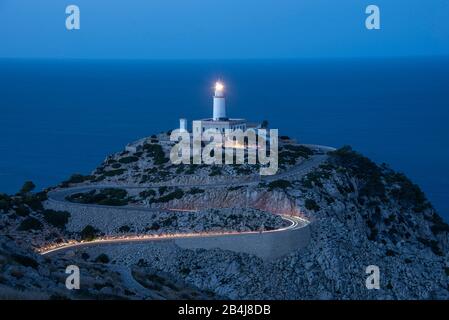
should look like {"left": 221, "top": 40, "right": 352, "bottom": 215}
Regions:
{"left": 180, "top": 82, "right": 259, "bottom": 138}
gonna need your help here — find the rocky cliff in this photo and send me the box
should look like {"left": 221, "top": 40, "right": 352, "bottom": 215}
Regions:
{"left": 1, "top": 140, "right": 448, "bottom": 299}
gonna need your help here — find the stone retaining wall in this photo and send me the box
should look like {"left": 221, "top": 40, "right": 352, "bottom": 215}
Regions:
{"left": 174, "top": 224, "right": 310, "bottom": 260}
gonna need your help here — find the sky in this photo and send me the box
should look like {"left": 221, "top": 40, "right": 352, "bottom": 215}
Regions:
{"left": 1, "top": 0, "right": 448, "bottom": 59}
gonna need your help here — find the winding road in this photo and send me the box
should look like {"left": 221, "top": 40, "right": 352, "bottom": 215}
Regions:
{"left": 41, "top": 149, "right": 331, "bottom": 256}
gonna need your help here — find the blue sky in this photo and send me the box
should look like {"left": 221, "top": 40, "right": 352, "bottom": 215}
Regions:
{"left": 1, "top": 0, "right": 448, "bottom": 59}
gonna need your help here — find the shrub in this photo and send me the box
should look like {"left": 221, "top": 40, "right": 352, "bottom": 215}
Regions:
{"left": 20, "top": 181, "right": 35, "bottom": 194}
{"left": 158, "top": 186, "right": 168, "bottom": 195}
{"left": 103, "top": 169, "right": 126, "bottom": 177}
{"left": 67, "top": 188, "right": 129, "bottom": 206}
{"left": 42, "top": 209, "right": 71, "bottom": 229}
{"left": 65, "top": 174, "right": 93, "bottom": 184}
{"left": 235, "top": 166, "right": 252, "bottom": 175}
{"left": 15, "top": 205, "right": 30, "bottom": 217}
{"left": 22, "top": 194, "right": 44, "bottom": 211}
{"left": 279, "top": 145, "right": 314, "bottom": 165}
{"left": 119, "top": 156, "right": 139, "bottom": 164}
{"left": 185, "top": 165, "right": 199, "bottom": 175}
{"left": 0, "top": 193, "right": 12, "bottom": 212}
{"left": 144, "top": 144, "right": 168, "bottom": 165}
{"left": 301, "top": 171, "right": 328, "bottom": 188}
{"left": 139, "top": 189, "right": 156, "bottom": 198}
{"left": 267, "top": 179, "right": 292, "bottom": 191}
{"left": 209, "top": 166, "right": 222, "bottom": 176}
{"left": 34, "top": 191, "right": 48, "bottom": 202}
{"left": 147, "top": 222, "right": 160, "bottom": 231}
{"left": 188, "top": 187, "right": 205, "bottom": 195}
{"left": 388, "top": 172, "right": 430, "bottom": 212}
{"left": 11, "top": 254, "right": 38, "bottom": 269}
{"left": 153, "top": 189, "right": 184, "bottom": 203}
{"left": 330, "top": 146, "right": 386, "bottom": 201}
{"left": 418, "top": 237, "right": 443, "bottom": 256}
{"left": 18, "top": 217, "right": 43, "bottom": 231}
{"left": 94, "top": 254, "right": 110, "bottom": 264}
{"left": 304, "top": 199, "right": 320, "bottom": 212}
{"left": 80, "top": 225, "right": 100, "bottom": 241}
{"left": 0, "top": 199, "right": 9, "bottom": 212}
{"left": 118, "top": 225, "right": 131, "bottom": 233}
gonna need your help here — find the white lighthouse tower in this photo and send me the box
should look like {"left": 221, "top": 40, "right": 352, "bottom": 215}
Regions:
{"left": 193, "top": 80, "right": 252, "bottom": 138}
{"left": 213, "top": 82, "right": 227, "bottom": 120}
{"left": 179, "top": 118, "right": 187, "bottom": 132}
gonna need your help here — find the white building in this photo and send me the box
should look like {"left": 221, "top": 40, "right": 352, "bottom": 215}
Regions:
{"left": 180, "top": 81, "right": 260, "bottom": 136}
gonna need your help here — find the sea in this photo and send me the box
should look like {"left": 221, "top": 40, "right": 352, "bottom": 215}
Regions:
{"left": 0, "top": 58, "right": 448, "bottom": 220}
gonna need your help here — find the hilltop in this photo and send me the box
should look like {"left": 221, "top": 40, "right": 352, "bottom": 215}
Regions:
{"left": 1, "top": 134, "right": 448, "bottom": 299}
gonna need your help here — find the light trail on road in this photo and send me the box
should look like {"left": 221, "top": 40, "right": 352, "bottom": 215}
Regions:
{"left": 39, "top": 215, "right": 308, "bottom": 256}
{"left": 39, "top": 153, "right": 328, "bottom": 257}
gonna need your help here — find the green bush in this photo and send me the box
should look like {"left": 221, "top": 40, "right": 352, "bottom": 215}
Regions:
{"left": 12, "top": 254, "right": 38, "bottom": 269}
{"left": 304, "top": 199, "right": 320, "bottom": 212}
{"left": 147, "top": 222, "right": 160, "bottom": 231}
{"left": 18, "top": 217, "right": 43, "bottom": 231}
{"left": 279, "top": 145, "right": 314, "bottom": 165}
{"left": 425, "top": 212, "right": 449, "bottom": 235}
{"left": 43, "top": 209, "right": 71, "bottom": 229}
{"left": 209, "top": 166, "right": 222, "bottom": 176}
{"left": 118, "top": 225, "right": 131, "bottom": 233}
{"left": 65, "top": 174, "right": 93, "bottom": 184}
{"left": 94, "top": 253, "right": 110, "bottom": 264}
{"left": 22, "top": 195, "right": 44, "bottom": 211}
{"left": 418, "top": 237, "right": 443, "bottom": 256}
{"left": 80, "top": 225, "right": 100, "bottom": 241}
{"left": 144, "top": 143, "right": 168, "bottom": 165}
{"left": 103, "top": 169, "right": 126, "bottom": 177}
{"left": 152, "top": 189, "right": 184, "bottom": 203}
{"left": 301, "top": 171, "right": 330, "bottom": 188}
{"left": 67, "top": 188, "right": 129, "bottom": 206}
{"left": 15, "top": 205, "right": 30, "bottom": 217}
{"left": 330, "top": 146, "right": 386, "bottom": 201}
{"left": 188, "top": 187, "right": 205, "bottom": 195}
{"left": 139, "top": 189, "right": 156, "bottom": 198}
{"left": 0, "top": 193, "right": 12, "bottom": 212}
{"left": 158, "top": 186, "right": 168, "bottom": 195}
{"left": 388, "top": 172, "right": 430, "bottom": 212}
{"left": 185, "top": 165, "right": 199, "bottom": 175}
{"left": 20, "top": 181, "right": 35, "bottom": 194}
{"left": 119, "top": 156, "right": 139, "bottom": 164}
{"left": 267, "top": 179, "right": 292, "bottom": 191}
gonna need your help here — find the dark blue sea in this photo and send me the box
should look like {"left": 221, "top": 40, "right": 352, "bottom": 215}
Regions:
{"left": 0, "top": 58, "right": 448, "bottom": 220}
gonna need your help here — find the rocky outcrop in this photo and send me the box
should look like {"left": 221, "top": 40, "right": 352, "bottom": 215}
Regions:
{"left": 73, "top": 146, "right": 449, "bottom": 299}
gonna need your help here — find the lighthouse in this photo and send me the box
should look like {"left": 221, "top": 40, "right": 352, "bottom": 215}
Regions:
{"left": 189, "top": 80, "right": 260, "bottom": 138}
{"left": 213, "top": 82, "right": 227, "bottom": 120}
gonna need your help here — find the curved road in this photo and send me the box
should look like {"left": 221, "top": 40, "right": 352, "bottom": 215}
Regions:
{"left": 40, "top": 215, "right": 306, "bottom": 256}
{"left": 41, "top": 151, "right": 330, "bottom": 256}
